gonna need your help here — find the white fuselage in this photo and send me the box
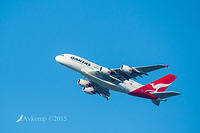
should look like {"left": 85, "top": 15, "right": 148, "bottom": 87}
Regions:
{"left": 55, "top": 54, "right": 143, "bottom": 94}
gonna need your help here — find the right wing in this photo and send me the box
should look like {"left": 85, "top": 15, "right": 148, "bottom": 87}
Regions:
{"left": 88, "top": 79, "right": 110, "bottom": 100}
{"left": 95, "top": 87, "right": 110, "bottom": 100}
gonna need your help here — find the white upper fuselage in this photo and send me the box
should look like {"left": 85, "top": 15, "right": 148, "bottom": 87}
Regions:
{"left": 55, "top": 54, "right": 142, "bottom": 94}
{"left": 55, "top": 54, "right": 100, "bottom": 73}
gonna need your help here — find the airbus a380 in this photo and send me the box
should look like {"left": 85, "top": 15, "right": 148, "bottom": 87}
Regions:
{"left": 55, "top": 54, "right": 180, "bottom": 106}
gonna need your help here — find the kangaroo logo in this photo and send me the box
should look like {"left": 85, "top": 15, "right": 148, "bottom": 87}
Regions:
{"left": 150, "top": 83, "right": 171, "bottom": 92}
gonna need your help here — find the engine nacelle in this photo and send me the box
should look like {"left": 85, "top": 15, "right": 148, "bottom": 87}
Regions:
{"left": 100, "top": 67, "right": 112, "bottom": 75}
{"left": 78, "top": 79, "right": 90, "bottom": 87}
{"left": 120, "top": 65, "right": 133, "bottom": 74}
{"left": 82, "top": 87, "right": 95, "bottom": 95}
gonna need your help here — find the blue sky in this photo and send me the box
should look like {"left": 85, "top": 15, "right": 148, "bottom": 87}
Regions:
{"left": 1, "top": 0, "right": 199, "bottom": 133}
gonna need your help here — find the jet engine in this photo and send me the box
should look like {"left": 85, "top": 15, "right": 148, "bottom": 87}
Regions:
{"left": 82, "top": 87, "right": 95, "bottom": 95}
{"left": 120, "top": 65, "right": 133, "bottom": 74}
{"left": 78, "top": 79, "right": 90, "bottom": 87}
{"left": 100, "top": 67, "right": 112, "bottom": 75}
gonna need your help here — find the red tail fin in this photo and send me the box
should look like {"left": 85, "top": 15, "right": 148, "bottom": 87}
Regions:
{"left": 145, "top": 74, "right": 177, "bottom": 92}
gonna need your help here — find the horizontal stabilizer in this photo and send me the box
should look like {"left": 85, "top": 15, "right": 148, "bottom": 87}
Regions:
{"left": 151, "top": 91, "right": 180, "bottom": 106}
{"left": 152, "top": 100, "right": 160, "bottom": 106}
{"left": 151, "top": 91, "right": 180, "bottom": 99}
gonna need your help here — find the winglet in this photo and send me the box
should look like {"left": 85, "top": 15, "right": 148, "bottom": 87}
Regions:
{"left": 165, "top": 65, "right": 169, "bottom": 68}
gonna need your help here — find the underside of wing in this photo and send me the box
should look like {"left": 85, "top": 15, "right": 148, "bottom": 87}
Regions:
{"left": 88, "top": 80, "right": 110, "bottom": 100}
{"left": 111, "top": 64, "right": 168, "bottom": 81}
{"left": 135, "top": 65, "right": 168, "bottom": 73}
{"left": 96, "top": 88, "right": 110, "bottom": 100}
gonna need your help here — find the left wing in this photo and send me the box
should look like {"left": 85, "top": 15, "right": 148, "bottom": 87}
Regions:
{"left": 111, "top": 64, "right": 168, "bottom": 81}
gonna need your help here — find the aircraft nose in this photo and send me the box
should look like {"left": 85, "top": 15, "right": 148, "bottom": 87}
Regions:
{"left": 55, "top": 55, "right": 62, "bottom": 63}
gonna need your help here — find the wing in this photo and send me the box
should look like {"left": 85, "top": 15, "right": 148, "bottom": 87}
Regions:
{"left": 88, "top": 79, "right": 110, "bottom": 100}
{"left": 95, "top": 86, "right": 110, "bottom": 100}
{"left": 111, "top": 64, "right": 168, "bottom": 81}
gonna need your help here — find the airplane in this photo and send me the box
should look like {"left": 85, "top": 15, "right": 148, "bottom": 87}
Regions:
{"left": 55, "top": 54, "right": 180, "bottom": 106}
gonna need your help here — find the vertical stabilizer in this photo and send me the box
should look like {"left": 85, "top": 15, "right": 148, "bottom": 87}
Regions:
{"left": 146, "top": 74, "right": 177, "bottom": 92}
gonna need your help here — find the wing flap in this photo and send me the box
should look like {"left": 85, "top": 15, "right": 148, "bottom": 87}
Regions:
{"left": 87, "top": 79, "right": 111, "bottom": 100}
{"left": 95, "top": 87, "right": 110, "bottom": 100}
